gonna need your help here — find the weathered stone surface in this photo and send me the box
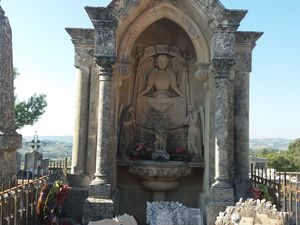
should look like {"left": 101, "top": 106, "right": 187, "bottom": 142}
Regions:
{"left": 146, "top": 201, "right": 204, "bottom": 225}
{"left": 0, "top": 6, "right": 15, "bottom": 132}
{"left": 83, "top": 198, "right": 114, "bottom": 223}
{"left": 215, "top": 199, "right": 289, "bottom": 225}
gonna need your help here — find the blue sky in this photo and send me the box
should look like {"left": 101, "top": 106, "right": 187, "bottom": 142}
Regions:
{"left": 1, "top": 1, "right": 299, "bottom": 139}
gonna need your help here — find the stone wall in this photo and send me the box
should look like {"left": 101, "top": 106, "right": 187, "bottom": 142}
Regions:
{"left": 0, "top": 6, "right": 22, "bottom": 189}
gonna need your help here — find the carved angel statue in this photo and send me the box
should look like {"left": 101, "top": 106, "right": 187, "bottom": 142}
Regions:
{"left": 139, "top": 54, "right": 183, "bottom": 98}
{"left": 185, "top": 105, "right": 204, "bottom": 160}
{"left": 119, "top": 105, "right": 136, "bottom": 158}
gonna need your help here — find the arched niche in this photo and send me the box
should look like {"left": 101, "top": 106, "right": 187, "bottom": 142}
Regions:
{"left": 117, "top": 18, "right": 208, "bottom": 160}
{"left": 116, "top": 3, "right": 210, "bottom": 63}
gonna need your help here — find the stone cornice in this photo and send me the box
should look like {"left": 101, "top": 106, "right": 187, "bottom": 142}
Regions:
{"left": 65, "top": 28, "right": 95, "bottom": 48}
{"left": 234, "top": 32, "right": 263, "bottom": 72}
{"left": 220, "top": 9, "right": 248, "bottom": 31}
{"left": 85, "top": 7, "right": 117, "bottom": 30}
{"left": 235, "top": 31, "right": 263, "bottom": 50}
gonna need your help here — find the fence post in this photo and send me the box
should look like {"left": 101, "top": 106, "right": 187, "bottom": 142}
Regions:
{"left": 284, "top": 172, "right": 287, "bottom": 212}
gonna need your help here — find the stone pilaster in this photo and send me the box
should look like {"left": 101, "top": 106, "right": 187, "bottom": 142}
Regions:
{"left": 0, "top": 6, "right": 22, "bottom": 190}
{"left": 83, "top": 7, "right": 117, "bottom": 223}
{"left": 66, "top": 28, "right": 95, "bottom": 177}
{"left": 234, "top": 32, "right": 262, "bottom": 200}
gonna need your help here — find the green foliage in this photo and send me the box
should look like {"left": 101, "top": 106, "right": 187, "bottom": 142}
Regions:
{"left": 15, "top": 94, "right": 47, "bottom": 129}
{"left": 252, "top": 142, "right": 300, "bottom": 172}
{"left": 12, "top": 67, "right": 19, "bottom": 79}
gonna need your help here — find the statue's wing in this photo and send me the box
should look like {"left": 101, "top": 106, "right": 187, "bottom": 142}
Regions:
{"left": 198, "top": 105, "right": 205, "bottom": 142}
{"left": 143, "top": 57, "right": 154, "bottom": 79}
{"left": 171, "top": 57, "right": 181, "bottom": 76}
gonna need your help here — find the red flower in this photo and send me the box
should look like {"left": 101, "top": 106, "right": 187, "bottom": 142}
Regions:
{"left": 251, "top": 186, "right": 261, "bottom": 199}
{"left": 175, "top": 147, "right": 186, "bottom": 154}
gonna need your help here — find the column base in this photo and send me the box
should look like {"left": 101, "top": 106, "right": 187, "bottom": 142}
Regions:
{"left": 206, "top": 201, "right": 234, "bottom": 225}
{"left": 206, "top": 185, "right": 234, "bottom": 225}
{"left": 83, "top": 197, "right": 114, "bottom": 224}
{"left": 211, "top": 184, "right": 234, "bottom": 202}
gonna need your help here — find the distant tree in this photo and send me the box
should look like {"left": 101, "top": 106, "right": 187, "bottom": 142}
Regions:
{"left": 252, "top": 145, "right": 300, "bottom": 172}
{"left": 13, "top": 68, "right": 47, "bottom": 129}
{"left": 288, "top": 139, "right": 300, "bottom": 151}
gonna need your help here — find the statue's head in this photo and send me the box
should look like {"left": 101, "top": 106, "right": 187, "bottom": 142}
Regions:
{"left": 157, "top": 55, "right": 168, "bottom": 70}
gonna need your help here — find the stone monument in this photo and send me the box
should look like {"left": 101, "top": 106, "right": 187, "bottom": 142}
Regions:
{"left": 66, "top": 0, "right": 262, "bottom": 224}
{"left": 24, "top": 133, "right": 49, "bottom": 174}
{"left": 0, "top": 5, "right": 22, "bottom": 189}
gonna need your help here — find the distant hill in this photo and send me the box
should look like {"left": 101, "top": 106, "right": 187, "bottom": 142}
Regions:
{"left": 22, "top": 136, "right": 73, "bottom": 143}
{"left": 249, "top": 138, "right": 292, "bottom": 150}
{"left": 21, "top": 136, "right": 292, "bottom": 152}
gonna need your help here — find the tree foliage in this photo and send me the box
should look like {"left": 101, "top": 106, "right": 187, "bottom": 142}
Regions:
{"left": 252, "top": 140, "right": 300, "bottom": 172}
{"left": 15, "top": 94, "right": 47, "bottom": 129}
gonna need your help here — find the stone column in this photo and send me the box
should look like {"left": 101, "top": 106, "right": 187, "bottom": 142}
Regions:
{"left": 66, "top": 28, "right": 95, "bottom": 178}
{"left": 83, "top": 7, "right": 117, "bottom": 222}
{"left": 72, "top": 66, "right": 90, "bottom": 174}
{"left": 211, "top": 58, "right": 235, "bottom": 190}
{"left": 207, "top": 29, "right": 236, "bottom": 225}
{"left": 234, "top": 32, "right": 262, "bottom": 200}
{"left": 0, "top": 6, "right": 22, "bottom": 190}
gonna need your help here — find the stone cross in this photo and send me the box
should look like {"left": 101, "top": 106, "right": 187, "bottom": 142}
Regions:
{"left": 26, "top": 131, "right": 45, "bottom": 151}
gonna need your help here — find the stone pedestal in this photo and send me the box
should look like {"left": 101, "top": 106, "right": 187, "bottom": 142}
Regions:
{"left": 84, "top": 198, "right": 114, "bottom": 223}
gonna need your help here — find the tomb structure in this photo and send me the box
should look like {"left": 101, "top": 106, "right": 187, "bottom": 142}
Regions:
{"left": 66, "top": 0, "right": 262, "bottom": 224}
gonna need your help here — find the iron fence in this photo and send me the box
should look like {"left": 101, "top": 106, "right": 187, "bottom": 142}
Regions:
{"left": 251, "top": 167, "right": 300, "bottom": 225}
{"left": 0, "top": 158, "right": 68, "bottom": 225}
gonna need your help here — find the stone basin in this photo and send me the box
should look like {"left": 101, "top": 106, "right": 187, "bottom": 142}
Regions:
{"left": 124, "top": 160, "right": 203, "bottom": 200}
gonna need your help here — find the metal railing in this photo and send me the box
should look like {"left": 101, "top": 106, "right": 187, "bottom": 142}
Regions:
{"left": 251, "top": 167, "right": 300, "bottom": 225}
{"left": 0, "top": 158, "right": 68, "bottom": 225}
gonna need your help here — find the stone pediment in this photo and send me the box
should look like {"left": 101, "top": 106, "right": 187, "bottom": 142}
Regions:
{"left": 107, "top": 0, "right": 247, "bottom": 30}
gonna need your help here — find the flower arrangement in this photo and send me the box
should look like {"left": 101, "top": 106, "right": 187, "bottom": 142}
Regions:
{"left": 129, "top": 143, "right": 153, "bottom": 160}
{"left": 251, "top": 184, "right": 280, "bottom": 209}
{"left": 168, "top": 147, "right": 191, "bottom": 161}
{"left": 37, "top": 180, "right": 71, "bottom": 225}
{"left": 128, "top": 143, "right": 191, "bottom": 161}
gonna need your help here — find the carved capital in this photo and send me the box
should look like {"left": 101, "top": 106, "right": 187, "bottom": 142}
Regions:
{"left": 94, "top": 56, "right": 116, "bottom": 75}
{"left": 211, "top": 58, "right": 235, "bottom": 80}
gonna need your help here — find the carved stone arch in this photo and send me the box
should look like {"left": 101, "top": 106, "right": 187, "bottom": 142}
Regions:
{"left": 117, "top": 3, "right": 210, "bottom": 63}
